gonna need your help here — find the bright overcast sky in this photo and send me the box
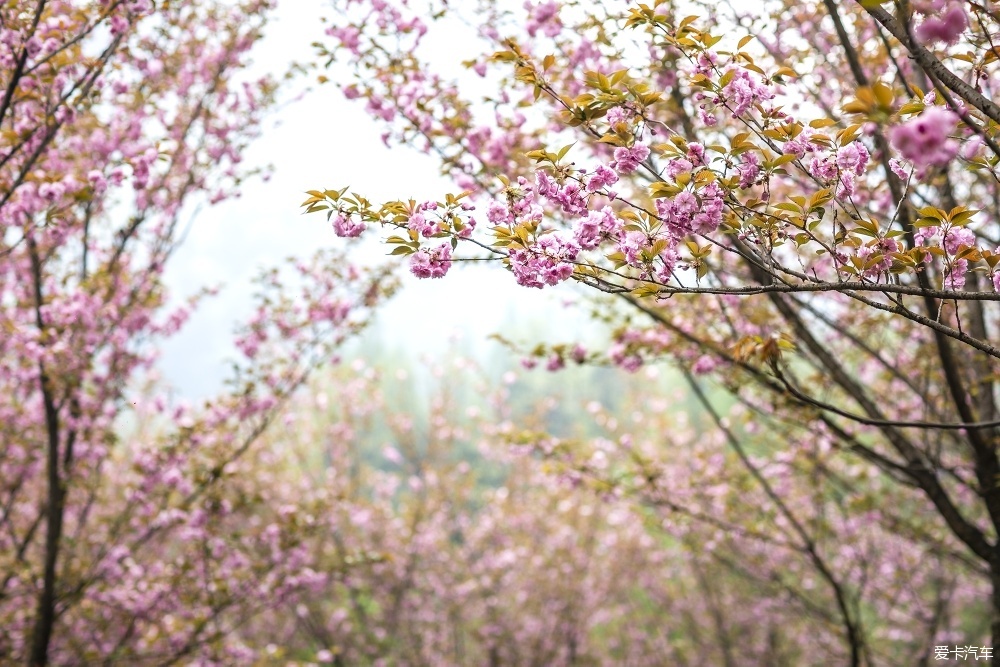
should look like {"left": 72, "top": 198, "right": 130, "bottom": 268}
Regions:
{"left": 158, "top": 0, "right": 595, "bottom": 399}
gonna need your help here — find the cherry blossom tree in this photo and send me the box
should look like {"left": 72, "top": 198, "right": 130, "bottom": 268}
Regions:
{"left": 309, "top": 0, "right": 1000, "bottom": 661}
{"left": 0, "top": 1, "right": 398, "bottom": 664}
{"left": 226, "top": 348, "right": 985, "bottom": 665}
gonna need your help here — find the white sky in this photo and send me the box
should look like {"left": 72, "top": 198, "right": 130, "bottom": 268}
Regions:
{"left": 158, "top": 0, "right": 595, "bottom": 399}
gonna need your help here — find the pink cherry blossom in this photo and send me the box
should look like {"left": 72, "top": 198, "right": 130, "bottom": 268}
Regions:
{"left": 409, "top": 243, "right": 453, "bottom": 278}
{"left": 611, "top": 142, "right": 650, "bottom": 174}
{"left": 915, "top": 2, "right": 968, "bottom": 45}
{"left": 333, "top": 213, "right": 366, "bottom": 237}
{"left": 889, "top": 107, "right": 959, "bottom": 167}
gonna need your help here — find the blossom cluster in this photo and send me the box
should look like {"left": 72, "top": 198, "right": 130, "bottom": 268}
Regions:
{"left": 913, "top": 0, "right": 968, "bottom": 45}
{"left": 890, "top": 106, "right": 959, "bottom": 168}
